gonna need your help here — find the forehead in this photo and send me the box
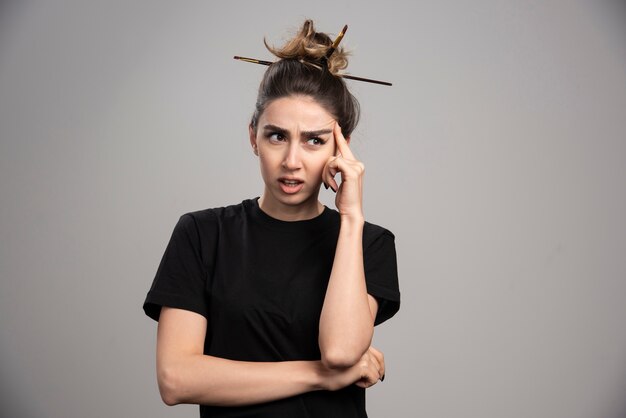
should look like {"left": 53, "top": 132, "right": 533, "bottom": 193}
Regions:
{"left": 261, "top": 96, "right": 335, "bottom": 129}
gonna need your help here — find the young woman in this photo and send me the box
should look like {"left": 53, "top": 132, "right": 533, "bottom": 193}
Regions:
{"left": 143, "top": 20, "right": 400, "bottom": 418}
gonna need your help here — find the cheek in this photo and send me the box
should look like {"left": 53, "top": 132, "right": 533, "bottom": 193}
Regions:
{"left": 310, "top": 154, "right": 332, "bottom": 175}
{"left": 257, "top": 153, "right": 272, "bottom": 175}
{"left": 257, "top": 149, "right": 284, "bottom": 180}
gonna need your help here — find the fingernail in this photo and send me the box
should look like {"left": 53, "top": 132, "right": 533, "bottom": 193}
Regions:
{"left": 330, "top": 185, "right": 337, "bottom": 193}
{"left": 381, "top": 374, "right": 385, "bottom": 382}
{"left": 323, "top": 182, "right": 328, "bottom": 190}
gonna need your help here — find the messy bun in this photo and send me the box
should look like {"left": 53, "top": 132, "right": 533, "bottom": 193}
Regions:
{"left": 264, "top": 20, "right": 349, "bottom": 75}
{"left": 250, "top": 20, "right": 360, "bottom": 137}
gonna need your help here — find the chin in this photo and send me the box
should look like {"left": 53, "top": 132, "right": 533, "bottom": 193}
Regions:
{"left": 273, "top": 189, "right": 317, "bottom": 207}
{"left": 279, "top": 194, "right": 313, "bottom": 207}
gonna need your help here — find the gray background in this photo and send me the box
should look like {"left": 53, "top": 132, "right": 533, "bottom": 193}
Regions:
{"left": 1, "top": 1, "right": 625, "bottom": 417}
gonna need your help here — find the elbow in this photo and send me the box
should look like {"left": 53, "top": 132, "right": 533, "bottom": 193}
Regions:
{"left": 157, "top": 365, "right": 183, "bottom": 406}
{"left": 321, "top": 347, "right": 364, "bottom": 369}
{"left": 319, "top": 330, "right": 373, "bottom": 369}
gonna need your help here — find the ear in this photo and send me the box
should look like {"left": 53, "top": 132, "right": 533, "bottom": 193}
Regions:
{"left": 249, "top": 125, "right": 258, "bottom": 156}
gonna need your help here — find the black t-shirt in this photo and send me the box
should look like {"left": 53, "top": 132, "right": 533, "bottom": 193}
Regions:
{"left": 143, "top": 197, "right": 400, "bottom": 418}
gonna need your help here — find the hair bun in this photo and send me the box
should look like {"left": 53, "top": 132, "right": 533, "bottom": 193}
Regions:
{"left": 264, "top": 20, "right": 349, "bottom": 75}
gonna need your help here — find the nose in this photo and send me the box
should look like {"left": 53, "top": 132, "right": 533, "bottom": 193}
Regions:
{"left": 282, "top": 141, "right": 302, "bottom": 170}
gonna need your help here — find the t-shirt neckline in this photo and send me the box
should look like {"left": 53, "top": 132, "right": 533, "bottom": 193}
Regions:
{"left": 246, "top": 197, "right": 336, "bottom": 232}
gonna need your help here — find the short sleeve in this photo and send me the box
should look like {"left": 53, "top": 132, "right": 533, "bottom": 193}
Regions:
{"left": 363, "top": 227, "right": 401, "bottom": 326}
{"left": 143, "top": 213, "right": 212, "bottom": 321}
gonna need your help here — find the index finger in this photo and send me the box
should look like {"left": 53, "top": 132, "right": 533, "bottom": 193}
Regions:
{"left": 334, "top": 122, "right": 355, "bottom": 160}
{"left": 368, "top": 346, "right": 384, "bottom": 362}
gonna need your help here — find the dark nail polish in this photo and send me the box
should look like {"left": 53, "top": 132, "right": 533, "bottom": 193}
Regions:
{"left": 323, "top": 182, "right": 328, "bottom": 190}
{"left": 381, "top": 374, "right": 385, "bottom": 382}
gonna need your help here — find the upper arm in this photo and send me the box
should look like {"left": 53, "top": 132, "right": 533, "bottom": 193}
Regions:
{"left": 367, "top": 294, "right": 379, "bottom": 324}
{"left": 155, "top": 307, "right": 207, "bottom": 405}
{"left": 157, "top": 307, "right": 207, "bottom": 363}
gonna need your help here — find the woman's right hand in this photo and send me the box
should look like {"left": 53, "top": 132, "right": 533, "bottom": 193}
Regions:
{"left": 316, "top": 346, "right": 385, "bottom": 391}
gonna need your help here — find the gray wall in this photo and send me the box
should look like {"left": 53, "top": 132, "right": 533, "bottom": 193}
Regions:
{"left": 1, "top": 1, "right": 625, "bottom": 417}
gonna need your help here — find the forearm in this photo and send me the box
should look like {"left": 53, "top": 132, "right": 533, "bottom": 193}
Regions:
{"left": 159, "top": 354, "right": 323, "bottom": 407}
{"left": 318, "top": 216, "right": 374, "bottom": 368}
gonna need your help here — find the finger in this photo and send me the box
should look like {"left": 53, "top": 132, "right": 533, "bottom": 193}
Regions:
{"left": 369, "top": 353, "right": 381, "bottom": 377}
{"left": 368, "top": 346, "right": 384, "bottom": 364}
{"left": 322, "top": 156, "right": 340, "bottom": 192}
{"left": 334, "top": 122, "right": 355, "bottom": 160}
{"left": 368, "top": 346, "right": 382, "bottom": 357}
{"left": 355, "top": 379, "right": 376, "bottom": 389}
{"left": 356, "top": 352, "right": 382, "bottom": 386}
{"left": 366, "top": 347, "right": 381, "bottom": 367}
{"left": 354, "top": 376, "right": 376, "bottom": 388}
{"left": 360, "top": 368, "right": 381, "bottom": 388}
{"left": 326, "top": 155, "right": 356, "bottom": 181}
{"left": 364, "top": 348, "right": 383, "bottom": 381}
{"left": 327, "top": 177, "right": 339, "bottom": 193}
{"left": 328, "top": 160, "right": 340, "bottom": 178}
{"left": 368, "top": 354, "right": 383, "bottom": 381}
{"left": 368, "top": 347, "right": 385, "bottom": 378}
{"left": 328, "top": 148, "right": 365, "bottom": 186}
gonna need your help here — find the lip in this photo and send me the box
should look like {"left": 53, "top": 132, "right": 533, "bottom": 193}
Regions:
{"left": 278, "top": 177, "right": 305, "bottom": 183}
{"left": 277, "top": 177, "right": 305, "bottom": 194}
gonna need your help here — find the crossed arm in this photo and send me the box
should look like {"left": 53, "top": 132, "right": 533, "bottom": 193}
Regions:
{"left": 155, "top": 221, "right": 384, "bottom": 407}
{"left": 156, "top": 301, "right": 379, "bottom": 406}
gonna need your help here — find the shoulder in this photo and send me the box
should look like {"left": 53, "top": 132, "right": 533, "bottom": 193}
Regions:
{"left": 165, "top": 199, "right": 255, "bottom": 263}
{"left": 363, "top": 220, "right": 396, "bottom": 249}
{"left": 178, "top": 198, "right": 254, "bottom": 230}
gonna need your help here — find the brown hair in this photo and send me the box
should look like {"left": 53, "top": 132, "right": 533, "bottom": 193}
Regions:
{"left": 250, "top": 20, "right": 360, "bottom": 137}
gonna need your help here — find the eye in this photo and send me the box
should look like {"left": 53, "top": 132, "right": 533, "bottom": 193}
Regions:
{"left": 306, "top": 137, "right": 326, "bottom": 146}
{"left": 267, "top": 132, "right": 286, "bottom": 143}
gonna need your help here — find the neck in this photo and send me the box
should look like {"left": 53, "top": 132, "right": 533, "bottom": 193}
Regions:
{"left": 258, "top": 193, "right": 324, "bottom": 222}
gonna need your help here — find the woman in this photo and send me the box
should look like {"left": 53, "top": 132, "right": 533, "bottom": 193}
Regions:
{"left": 143, "top": 20, "right": 400, "bottom": 417}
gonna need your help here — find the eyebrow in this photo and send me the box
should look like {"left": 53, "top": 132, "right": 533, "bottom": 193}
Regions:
{"left": 262, "top": 124, "right": 333, "bottom": 138}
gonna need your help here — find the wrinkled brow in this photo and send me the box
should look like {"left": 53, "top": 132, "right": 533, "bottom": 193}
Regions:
{"left": 263, "top": 124, "right": 333, "bottom": 137}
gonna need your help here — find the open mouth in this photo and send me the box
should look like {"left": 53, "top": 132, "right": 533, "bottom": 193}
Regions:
{"left": 280, "top": 180, "right": 302, "bottom": 186}
{"left": 278, "top": 178, "right": 304, "bottom": 194}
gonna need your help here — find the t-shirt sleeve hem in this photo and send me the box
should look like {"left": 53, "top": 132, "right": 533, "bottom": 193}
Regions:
{"left": 367, "top": 281, "right": 400, "bottom": 303}
{"left": 366, "top": 282, "right": 401, "bottom": 326}
{"left": 143, "top": 290, "right": 210, "bottom": 322}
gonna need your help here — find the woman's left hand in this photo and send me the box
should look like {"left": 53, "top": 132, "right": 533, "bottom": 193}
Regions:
{"left": 323, "top": 122, "right": 365, "bottom": 221}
